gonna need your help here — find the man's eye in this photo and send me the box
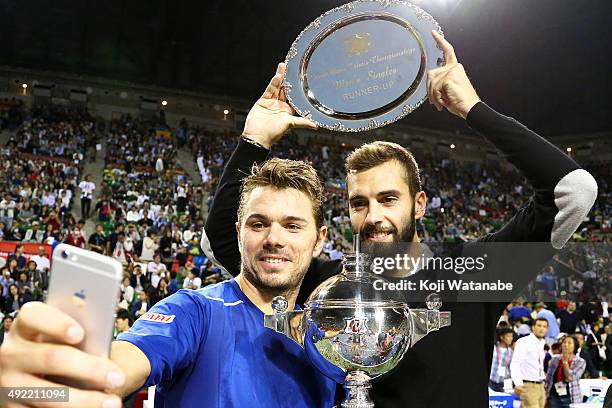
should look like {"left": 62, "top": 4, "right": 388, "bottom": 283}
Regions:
{"left": 351, "top": 201, "right": 366, "bottom": 209}
{"left": 251, "top": 222, "right": 265, "bottom": 229}
{"left": 382, "top": 196, "right": 398, "bottom": 204}
{"left": 286, "top": 224, "right": 301, "bottom": 231}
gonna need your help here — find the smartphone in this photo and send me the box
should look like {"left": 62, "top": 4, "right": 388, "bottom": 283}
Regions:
{"left": 47, "top": 243, "right": 123, "bottom": 358}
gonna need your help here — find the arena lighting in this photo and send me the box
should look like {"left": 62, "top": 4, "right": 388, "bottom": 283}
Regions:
{"left": 566, "top": 147, "right": 572, "bottom": 153}
{"left": 450, "top": 143, "right": 456, "bottom": 149}
{"left": 161, "top": 100, "right": 168, "bottom": 106}
{"left": 21, "top": 83, "right": 27, "bottom": 89}
{"left": 440, "top": 208, "right": 445, "bottom": 213}
{"left": 223, "top": 109, "right": 230, "bottom": 115}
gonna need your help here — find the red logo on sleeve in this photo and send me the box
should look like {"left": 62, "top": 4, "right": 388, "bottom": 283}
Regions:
{"left": 140, "top": 312, "right": 175, "bottom": 323}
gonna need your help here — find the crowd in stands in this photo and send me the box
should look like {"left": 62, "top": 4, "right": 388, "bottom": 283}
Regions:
{"left": 491, "top": 299, "right": 611, "bottom": 403}
{"left": 187, "top": 125, "right": 610, "bottom": 263}
{"left": 0, "top": 109, "right": 226, "bottom": 327}
{"left": 0, "top": 107, "right": 609, "bottom": 372}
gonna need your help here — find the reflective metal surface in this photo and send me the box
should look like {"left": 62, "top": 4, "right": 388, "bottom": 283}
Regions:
{"left": 264, "top": 250, "right": 451, "bottom": 407}
{"left": 284, "top": 0, "right": 444, "bottom": 132}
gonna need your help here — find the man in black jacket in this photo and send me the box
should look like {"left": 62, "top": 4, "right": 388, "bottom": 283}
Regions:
{"left": 203, "top": 32, "right": 598, "bottom": 407}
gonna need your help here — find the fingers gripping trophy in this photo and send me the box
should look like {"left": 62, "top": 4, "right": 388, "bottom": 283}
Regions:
{"left": 262, "top": 1, "right": 456, "bottom": 406}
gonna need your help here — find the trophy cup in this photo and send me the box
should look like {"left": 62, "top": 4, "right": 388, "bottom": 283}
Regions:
{"left": 264, "top": 237, "right": 451, "bottom": 408}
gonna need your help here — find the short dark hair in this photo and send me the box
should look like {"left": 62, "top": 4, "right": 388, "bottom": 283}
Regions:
{"left": 534, "top": 317, "right": 549, "bottom": 327}
{"left": 345, "top": 141, "right": 421, "bottom": 196}
{"left": 562, "top": 335, "right": 580, "bottom": 354}
{"left": 116, "top": 309, "right": 131, "bottom": 322}
{"left": 496, "top": 327, "right": 514, "bottom": 341}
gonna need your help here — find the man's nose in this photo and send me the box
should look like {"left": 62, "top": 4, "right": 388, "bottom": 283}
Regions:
{"left": 263, "top": 222, "right": 286, "bottom": 249}
{"left": 364, "top": 201, "right": 384, "bottom": 226}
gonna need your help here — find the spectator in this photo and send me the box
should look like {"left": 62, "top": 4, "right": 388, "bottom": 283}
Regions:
{"left": 183, "top": 269, "right": 201, "bottom": 290}
{"left": 544, "top": 335, "right": 586, "bottom": 407}
{"left": 140, "top": 229, "right": 159, "bottom": 262}
{"left": 159, "top": 229, "right": 173, "bottom": 266}
{"left": 544, "top": 342, "right": 561, "bottom": 373}
{"left": 167, "top": 270, "right": 179, "bottom": 295}
{"left": 130, "top": 265, "right": 149, "bottom": 295}
{"left": 557, "top": 302, "right": 583, "bottom": 335}
{"left": 130, "top": 290, "right": 150, "bottom": 320}
{"left": 114, "top": 309, "right": 132, "bottom": 339}
{"left": 118, "top": 277, "right": 135, "bottom": 310}
{"left": 0, "top": 314, "right": 14, "bottom": 345}
{"left": 106, "top": 223, "right": 124, "bottom": 256}
{"left": 64, "top": 227, "right": 86, "bottom": 248}
{"left": 0, "top": 268, "right": 15, "bottom": 298}
{"left": 78, "top": 174, "right": 95, "bottom": 219}
{"left": 3, "top": 284, "right": 25, "bottom": 314}
{"left": 585, "top": 324, "right": 605, "bottom": 371}
{"left": 16, "top": 271, "right": 33, "bottom": 297}
{"left": 509, "top": 300, "right": 533, "bottom": 323}
{"left": 147, "top": 254, "right": 167, "bottom": 288}
{"left": 7, "top": 245, "right": 27, "bottom": 270}
{"left": 510, "top": 318, "right": 549, "bottom": 408}
{"left": 23, "top": 220, "right": 44, "bottom": 243}
{"left": 328, "top": 243, "right": 344, "bottom": 261}
{"left": 30, "top": 246, "right": 50, "bottom": 272}
{"left": 88, "top": 224, "right": 107, "bottom": 254}
{"left": 575, "top": 332, "right": 600, "bottom": 378}
{"left": 111, "top": 233, "right": 131, "bottom": 265}
{"left": 0, "top": 194, "right": 16, "bottom": 226}
{"left": 536, "top": 302, "right": 560, "bottom": 343}
{"left": 489, "top": 327, "right": 514, "bottom": 392}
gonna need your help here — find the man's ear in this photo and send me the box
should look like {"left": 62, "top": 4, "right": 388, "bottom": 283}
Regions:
{"left": 312, "top": 225, "right": 328, "bottom": 257}
{"left": 235, "top": 222, "right": 243, "bottom": 254}
{"left": 414, "top": 191, "right": 427, "bottom": 219}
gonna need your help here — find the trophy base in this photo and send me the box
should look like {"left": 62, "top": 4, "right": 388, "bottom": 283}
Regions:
{"left": 341, "top": 370, "right": 375, "bottom": 408}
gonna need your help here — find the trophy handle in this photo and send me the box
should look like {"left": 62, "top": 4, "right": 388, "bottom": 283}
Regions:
{"left": 264, "top": 296, "right": 306, "bottom": 348}
{"left": 409, "top": 308, "right": 451, "bottom": 346}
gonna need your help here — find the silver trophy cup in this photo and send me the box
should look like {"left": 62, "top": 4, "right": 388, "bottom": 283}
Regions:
{"left": 264, "top": 251, "right": 451, "bottom": 408}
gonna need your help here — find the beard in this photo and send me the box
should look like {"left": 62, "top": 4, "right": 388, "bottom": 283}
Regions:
{"left": 359, "top": 205, "right": 418, "bottom": 273}
{"left": 241, "top": 249, "right": 308, "bottom": 295}
{"left": 360, "top": 204, "right": 416, "bottom": 244}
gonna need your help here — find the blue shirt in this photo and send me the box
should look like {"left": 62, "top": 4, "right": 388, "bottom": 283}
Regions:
{"left": 542, "top": 273, "right": 556, "bottom": 291}
{"left": 537, "top": 308, "right": 560, "bottom": 340}
{"left": 508, "top": 306, "right": 531, "bottom": 322}
{"left": 117, "top": 280, "right": 336, "bottom": 408}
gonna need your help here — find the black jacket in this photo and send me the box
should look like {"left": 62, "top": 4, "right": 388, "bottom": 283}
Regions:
{"left": 203, "top": 102, "right": 596, "bottom": 407}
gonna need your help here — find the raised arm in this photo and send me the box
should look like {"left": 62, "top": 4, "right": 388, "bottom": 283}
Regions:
{"left": 428, "top": 31, "right": 597, "bottom": 247}
{"left": 202, "top": 63, "right": 316, "bottom": 275}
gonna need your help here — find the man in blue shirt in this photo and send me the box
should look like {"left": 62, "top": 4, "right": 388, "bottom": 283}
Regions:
{"left": 116, "top": 153, "right": 336, "bottom": 407}
{"left": 535, "top": 302, "right": 560, "bottom": 343}
{"left": 0, "top": 68, "right": 335, "bottom": 407}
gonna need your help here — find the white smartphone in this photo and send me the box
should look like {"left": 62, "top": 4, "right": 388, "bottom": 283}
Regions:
{"left": 47, "top": 243, "right": 123, "bottom": 358}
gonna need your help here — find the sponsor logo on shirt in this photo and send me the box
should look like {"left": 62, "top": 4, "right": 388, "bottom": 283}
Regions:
{"left": 140, "top": 312, "right": 175, "bottom": 323}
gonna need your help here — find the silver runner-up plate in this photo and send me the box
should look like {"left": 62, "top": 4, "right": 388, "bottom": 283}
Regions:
{"left": 284, "top": 0, "right": 444, "bottom": 132}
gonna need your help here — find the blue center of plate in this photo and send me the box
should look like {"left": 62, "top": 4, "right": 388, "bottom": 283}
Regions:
{"left": 304, "top": 16, "right": 423, "bottom": 116}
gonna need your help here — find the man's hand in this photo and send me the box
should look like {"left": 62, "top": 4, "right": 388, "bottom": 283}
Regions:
{"left": 427, "top": 31, "right": 481, "bottom": 119}
{"left": 0, "top": 302, "right": 125, "bottom": 407}
{"left": 514, "top": 385, "right": 525, "bottom": 396}
{"left": 242, "top": 62, "right": 317, "bottom": 149}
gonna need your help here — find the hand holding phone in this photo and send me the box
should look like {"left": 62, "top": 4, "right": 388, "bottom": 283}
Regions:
{"left": 0, "top": 244, "right": 127, "bottom": 407}
{"left": 0, "top": 302, "right": 125, "bottom": 407}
